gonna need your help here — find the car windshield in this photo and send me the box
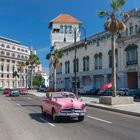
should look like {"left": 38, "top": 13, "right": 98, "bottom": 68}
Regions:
{"left": 47, "top": 92, "right": 76, "bottom": 99}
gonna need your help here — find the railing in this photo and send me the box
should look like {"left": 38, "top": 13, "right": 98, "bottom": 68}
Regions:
{"left": 126, "top": 60, "right": 138, "bottom": 65}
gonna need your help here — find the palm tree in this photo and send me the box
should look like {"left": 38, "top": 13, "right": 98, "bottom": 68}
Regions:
{"left": 46, "top": 49, "right": 64, "bottom": 91}
{"left": 97, "top": 0, "right": 129, "bottom": 97}
{"left": 17, "top": 62, "right": 25, "bottom": 87}
{"left": 26, "top": 54, "right": 40, "bottom": 89}
{"left": 13, "top": 71, "right": 19, "bottom": 88}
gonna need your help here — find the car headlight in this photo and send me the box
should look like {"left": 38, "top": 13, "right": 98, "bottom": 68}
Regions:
{"left": 57, "top": 104, "right": 62, "bottom": 108}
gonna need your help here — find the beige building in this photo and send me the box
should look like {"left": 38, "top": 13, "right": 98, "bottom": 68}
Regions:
{"left": 49, "top": 9, "right": 140, "bottom": 90}
{"left": 0, "top": 36, "right": 31, "bottom": 88}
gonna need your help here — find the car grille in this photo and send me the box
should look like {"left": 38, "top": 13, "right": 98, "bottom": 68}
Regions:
{"left": 61, "top": 108, "right": 82, "bottom": 113}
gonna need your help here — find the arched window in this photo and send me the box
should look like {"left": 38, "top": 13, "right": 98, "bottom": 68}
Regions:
{"left": 12, "top": 46, "right": 15, "bottom": 50}
{"left": 125, "top": 44, "right": 138, "bottom": 65}
{"left": 6, "top": 45, "right": 10, "bottom": 48}
{"left": 12, "top": 53, "right": 15, "bottom": 57}
{"left": 94, "top": 54, "right": 98, "bottom": 69}
{"left": 1, "top": 44, "right": 5, "bottom": 47}
{"left": 6, "top": 52, "right": 10, "bottom": 56}
{"left": 99, "top": 53, "right": 102, "bottom": 69}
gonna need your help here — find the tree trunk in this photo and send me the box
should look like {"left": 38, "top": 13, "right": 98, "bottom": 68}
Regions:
{"left": 54, "top": 68, "right": 56, "bottom": 91}
{"left": 19, "top": 71, "right": 22, "bottom": 88}
{"left": 111, "top": 33, "right": 116, "bottom": 97}
{"left": 31, "top": 67, "right": 33, "bottom": 90}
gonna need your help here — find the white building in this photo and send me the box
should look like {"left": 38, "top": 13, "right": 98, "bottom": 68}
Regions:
{"left": 49, "top": 9, "right": 140, "bottom": 90}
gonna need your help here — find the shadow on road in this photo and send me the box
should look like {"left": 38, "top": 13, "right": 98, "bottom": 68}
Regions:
{"left": 29, "top": 112, "right": 81, "bottom": 124}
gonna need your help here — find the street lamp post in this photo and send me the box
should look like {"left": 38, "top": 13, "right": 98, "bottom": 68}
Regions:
{"left": 74, "top": 28, "right": 77, "bottom": 96}
{"left": 73, "top": 26, "right": 87, "bottom": 96}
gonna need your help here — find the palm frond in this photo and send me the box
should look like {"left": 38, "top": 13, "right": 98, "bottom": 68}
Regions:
{"left": 97, "top": 10, "right": 109, "bottom": 17}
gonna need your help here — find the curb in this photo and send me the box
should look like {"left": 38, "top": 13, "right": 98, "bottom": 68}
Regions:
{"left": 86, "top": 103, "right": 140, "bottom": 117}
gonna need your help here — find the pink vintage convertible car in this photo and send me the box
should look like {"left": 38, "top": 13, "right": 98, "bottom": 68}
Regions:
{"left": 41, "top": 92, "right": 86, "bottom": 122}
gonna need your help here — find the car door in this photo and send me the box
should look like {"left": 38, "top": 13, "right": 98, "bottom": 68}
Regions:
{"left": 43, "top": 97, "right": 53, "bottom": 115}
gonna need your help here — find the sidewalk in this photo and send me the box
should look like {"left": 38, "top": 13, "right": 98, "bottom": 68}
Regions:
{"left": 28, "top": 90, "right": 140, "bottom": 117}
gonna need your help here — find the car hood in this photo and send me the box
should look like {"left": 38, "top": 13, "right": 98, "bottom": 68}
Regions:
{"left": 55, "top": 98, "right": 84, "bottom": 109}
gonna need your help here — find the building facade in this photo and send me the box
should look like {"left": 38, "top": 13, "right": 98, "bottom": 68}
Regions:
{"left": 0, "top": 36, "right": 31, "bottom": 89}
{"left": 49, "top": 9, "right": 140, "bottom": 90}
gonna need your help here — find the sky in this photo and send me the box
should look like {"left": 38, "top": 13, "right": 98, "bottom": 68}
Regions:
{"left": 0, "top": 0, "right": 140, "bottom": 72}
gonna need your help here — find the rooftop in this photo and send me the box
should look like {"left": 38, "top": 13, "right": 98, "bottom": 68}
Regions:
{"left": 49, "top": 14, "right": 81, "bottom": 28}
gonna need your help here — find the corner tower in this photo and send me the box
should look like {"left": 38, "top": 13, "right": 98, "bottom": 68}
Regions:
{"left": 49, "top": 14, "right": 81, "bottom": 49}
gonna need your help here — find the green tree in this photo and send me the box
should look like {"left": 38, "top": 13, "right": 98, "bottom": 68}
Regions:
{"left": 46, "top": 49, "right": 64, "bottom": 91}
{"left": 17, "top": 61, "right": 25, "bottom": 87}
{"left": 97, "top": 0, "right": 129, "bottom": 97}
{"left": 33, "top": 75, "right": 44, "bottom": 87}
{"left": 26, "top": 54, "right": 40, "bottom": 89}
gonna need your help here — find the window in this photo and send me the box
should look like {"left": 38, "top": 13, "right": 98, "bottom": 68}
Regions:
{"left": 94, "top": 55, "right": 98, "bottom": 69}
{"left": 17, "top": 48, "right": 20, "bottom": 51}
{"left": 7, "top": 65, "right": 9, "bottom": 72}
{"left": 130, "top": 26, "right": 133, "bottom": 35}
{"left": 12, "top": 53, "right": 15, "bottom": 57}
{"left": 135, "top": 25, "right": 138, "bottom": 33}
{"left": 1, "top": 51, "right": 5, "bottom": 55}
{"left": 73, "top": 59, "right": 79, "bottom": 72}
{"left": 99, "top": 54, "right": 102, "bottom": 69}
{"left": 21, "top": 49, "right": 24, "bottom": 52}
{"left": 7, "top": 74, "right": 9, "bottom": 78}
{"left": 12, "top": 66, "right": 15, "bottom": 72}
{"left": 1, "top": 59, "right": 4, "bottom": 62}
{"left": 1, "top": 74, "right": 3, "bottom": 78}
{"left": 1, "top": 65, "right": 4, "bottom": 71}
{"left": 57, "top": 63, "right": 62, "bottom": 74}
{"left": 17, "top": 55, "right": 20, "bottom": 58}
{"left": 12, "top": 46, "right": 15, "bottom": 50}
{"left": 7, "top": 60, "right": 10, "bottom": 63}
{"left": 97, "top": 39, "right": 100, "bottom": 47}
{"left": 53, "top": 28, "right": 60, "bottom": 33}
{"left": 6, "top": 45, "right": 10, "bottom": 48}
{"left": 83, "top": 56, "right": 89, "bottom": 71}
{"left": 12, "top": 60, "right": 15, "bottom": 63}
{"left": 65, "top": 61, "right": 70, "bottom": 73}
{"left": 126, "top": 50, "right": 137, "bottom": 65}
{"left": 1, "top": 43, "right": 5, "bottom": 47}
{"left": 6, "top": 52, "right": 10, "bottom": 56}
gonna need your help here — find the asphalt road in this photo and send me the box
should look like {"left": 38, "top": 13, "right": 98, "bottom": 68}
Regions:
{"left": 0, "top": 94, "right": 140, "bottom": 140}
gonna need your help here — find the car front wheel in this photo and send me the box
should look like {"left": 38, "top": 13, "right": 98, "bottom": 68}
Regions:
{"left": 78, "top": 116, "right": 84, "bottom": 122}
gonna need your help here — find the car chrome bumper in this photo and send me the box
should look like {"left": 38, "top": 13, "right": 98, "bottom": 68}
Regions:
{"left": 56, "top": 112, "right": 86, "bottom": 117}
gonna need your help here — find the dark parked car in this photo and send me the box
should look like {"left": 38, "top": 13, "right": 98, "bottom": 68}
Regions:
{"left": 90, "top": 88, "right": 100, "bottom": 95}
{"left": 37, "top": 85, "right": 47, "bottom": 92}
{"left": 98, "top": 88, "right": 125, "bottom": 96}
{"left": 127, "top": 89, "right": 140, "bottom": 98}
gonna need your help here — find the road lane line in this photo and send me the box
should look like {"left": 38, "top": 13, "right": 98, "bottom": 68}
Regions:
{"left": 39, "top": 117, "right": 55, "bottom": 127}
{"left": 16, "top": 103, "right": 21, "bottom": 106}
{"left": 87, "top": 115, "right": 112, "bottom": 124}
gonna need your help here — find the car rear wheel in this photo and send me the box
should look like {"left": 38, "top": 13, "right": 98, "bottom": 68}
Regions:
{"left": 41, "top": 107, "right": 46, "bottom": 116}
{"left": 78, "top": 116, "right": 84, "bottom": 122}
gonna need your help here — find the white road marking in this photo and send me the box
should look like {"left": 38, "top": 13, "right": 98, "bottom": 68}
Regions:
{"left": 16, "top": 103, "right": 21, "bottom": 106}
{"left": 39, "top": 117, "right": 55, "bottom": 127}
{"left": 87, "top": 115, "right": 112, "bottom": 124}
{"left": 27, "top": 97, "right": 32, "bottom": 100}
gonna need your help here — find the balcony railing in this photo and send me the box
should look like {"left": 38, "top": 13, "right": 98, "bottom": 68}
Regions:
{"left": 126, "top": 60, "right": 138, "bottom": 65}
